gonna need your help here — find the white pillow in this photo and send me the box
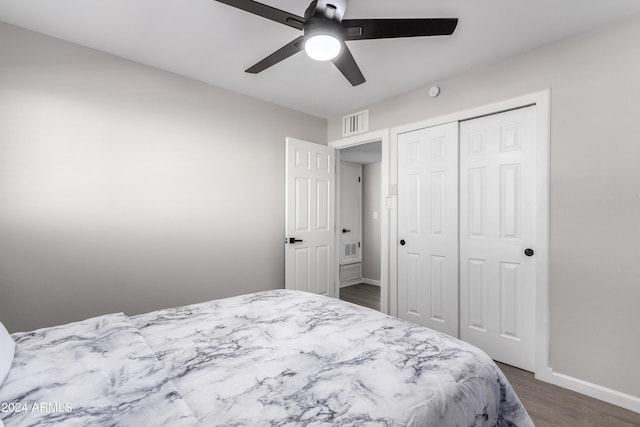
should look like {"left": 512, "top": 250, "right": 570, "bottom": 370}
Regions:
{"left": 0, "top": 321, "right": 15, "bottom": 387}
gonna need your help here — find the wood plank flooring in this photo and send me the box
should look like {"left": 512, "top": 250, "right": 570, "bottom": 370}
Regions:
{"left": 339, "top": 283, "right": 380, "bottom": 311}
{"left": 497, "top": 362, "right": 640, "bottom": 427}
{"left": 339, "top": 285, "right": 640, "bottom": 426}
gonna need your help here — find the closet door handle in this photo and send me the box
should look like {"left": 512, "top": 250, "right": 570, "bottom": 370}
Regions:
{"left": 400, "top": 239, "right": 406, "bottom": 246}
{"left": 342, "top": 229, "right": 351, "bottom": 233}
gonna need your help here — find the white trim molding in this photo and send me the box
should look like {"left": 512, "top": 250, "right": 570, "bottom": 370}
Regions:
{"left": 339, "top": 280, "right": 362, "bottom": 289}
{"left": 536, "top": 367, "right": 640, "bottom": 413}
{"left": 361, "top": 278, "right": 381, "bottom": 287}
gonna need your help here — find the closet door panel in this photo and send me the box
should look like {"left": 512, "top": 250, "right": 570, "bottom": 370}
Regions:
{"left": 459, "top": 106, "right": 537, "bottom": 372}
{"left": 397, "top": 122, "right": 459, "bottom": 337}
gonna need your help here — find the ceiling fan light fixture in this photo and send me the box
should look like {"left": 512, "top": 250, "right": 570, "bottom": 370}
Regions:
{"left": 304, "top": 33, "right": 342, "bottom": 61}
{"left": 216, "top": 0, "right": 458, "bottom": 86}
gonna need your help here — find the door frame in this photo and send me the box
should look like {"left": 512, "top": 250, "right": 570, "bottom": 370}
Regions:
{"left": 390, "top": 90, "right": 550, "bottom": 379}
{"left": 329, "top": 129, "right": 391, "bottom": 314}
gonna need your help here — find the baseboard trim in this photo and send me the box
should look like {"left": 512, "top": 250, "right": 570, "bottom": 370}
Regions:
{"left": 361, "top": 278, "right": 381, "bottom": 287}
{"left": 339, "top": 280, "right": 361, "bottom": 288}
{"left": 536, "top": 367, "right": 640, "bottom": 414}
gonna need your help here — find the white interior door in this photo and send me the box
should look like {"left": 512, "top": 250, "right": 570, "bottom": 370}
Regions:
{"left": 339, "top": 161, "right": 362, "bottom": 265}
{"left": 397, "top": 122, "right": 459, "bottom": 337}
{"left": 459, "top": 106, "right": 536, "bottom": 371}
{"left": 285, "top": 138, "right": 335, "bottom": 296}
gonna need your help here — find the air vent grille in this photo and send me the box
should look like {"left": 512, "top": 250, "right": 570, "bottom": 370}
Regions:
{"left": 344, "top": 243, "right": 358, "bottom": 257}
{"left": 342, "top": 109, "right": 369, "bottom": 137}
{"left": 339, "top": 263, "right": 362, "bottom": 284}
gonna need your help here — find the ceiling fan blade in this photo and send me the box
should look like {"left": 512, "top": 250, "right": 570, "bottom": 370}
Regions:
{"left": 214, "top": 0, "right": 306, "bottom": 30}
{"left": 341, "top": 18, "right": 458, "bottom": 40}
{"left": 332, "top": 44, "right": 365, "bottom": 86}
{"left": 245, "top": 36, "right": 305, "bottom": 74}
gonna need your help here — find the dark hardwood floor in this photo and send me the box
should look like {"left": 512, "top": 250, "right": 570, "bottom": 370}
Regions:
{"left": 339, "top": 283, "right": 380, "bottom": 311}
{"left": 497, "top": 362, "right": 640, "bottom": 426}
{"left": 340, "top": 285, "right": 640, "bottom": 426}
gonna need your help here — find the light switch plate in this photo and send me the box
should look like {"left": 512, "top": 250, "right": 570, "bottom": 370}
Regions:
{"left": 386, "top": 197, "right": 393, "bottom": 209}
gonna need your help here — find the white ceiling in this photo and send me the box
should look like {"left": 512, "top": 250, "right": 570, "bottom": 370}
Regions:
{"left": 1, "top": 1, "right": 639, "bottom": 118}
{"left": 340, "top": 141, "right": 382, "bottom": 165}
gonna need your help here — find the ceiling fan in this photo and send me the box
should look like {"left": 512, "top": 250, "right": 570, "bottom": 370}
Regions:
{"left": 214, "top": 0, "right": 458, "bottom": 86}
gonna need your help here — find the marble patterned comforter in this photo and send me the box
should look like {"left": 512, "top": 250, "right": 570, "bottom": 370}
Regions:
{"left": 1, "top": 290, "right": 533, "bottom": 426}
{"left": 132, "top": 290, "right": 533, "bottom": 426}
{"left": 0, "top": 313, "right": 199, "bottom": 427}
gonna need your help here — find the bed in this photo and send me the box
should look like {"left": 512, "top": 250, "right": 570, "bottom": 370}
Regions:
{"left": 0, "top": 290, "right": 533, "bottom": 426}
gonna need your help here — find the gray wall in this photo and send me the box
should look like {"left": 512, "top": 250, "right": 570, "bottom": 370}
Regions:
{"left": 362, "top": 162, "right": 381, "bottom": 282}
{"left": 329, "top": 15, "right": 640, "bottom": 398}
{"left": 0, "top": 22, "right": 327, "bottom": 333}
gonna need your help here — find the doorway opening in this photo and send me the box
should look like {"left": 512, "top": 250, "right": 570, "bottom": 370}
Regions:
{"left": 329, "top": 130, "right": 391, "bottom": 314}
{"left": 337, "top": 142, "right": 382, "bottom": 311}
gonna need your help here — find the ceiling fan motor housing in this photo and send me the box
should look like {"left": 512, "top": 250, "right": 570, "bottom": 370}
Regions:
{"left": 304, "top": 1, "right": 342, "bottom": 39}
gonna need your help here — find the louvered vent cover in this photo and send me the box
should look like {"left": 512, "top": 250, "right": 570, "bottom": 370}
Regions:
{"left": 339, "top": 263, "right": 362, "bottom": 284}
{"left": 342, "top": 109, "right": 369, "bottom": 137}
{"left": 344, "top": 243, "right": 358, "bottom": 257}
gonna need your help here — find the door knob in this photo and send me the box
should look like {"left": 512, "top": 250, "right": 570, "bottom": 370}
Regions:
{"left": 287, "top": 237, "right": 303, "bottom": 244}
{"left": 400, "top": 239, "right": 406, "bottom": 246}
{"left": 524, "top": 248, "right": 534, "bottom": 257}
{"left": 342, "top": 229, "right": 351, "bottom": 233}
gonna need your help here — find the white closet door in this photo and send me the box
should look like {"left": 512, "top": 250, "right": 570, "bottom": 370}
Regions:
{"left": 459, "top": 106, "right": 536, "bottom": 371}
{"left": 397, "top": 122, "right": 459, "bottom": 337}
{"left": 285, "top": 138, "right": 335, "bottom": 297}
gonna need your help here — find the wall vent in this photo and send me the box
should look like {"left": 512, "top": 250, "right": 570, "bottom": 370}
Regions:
{"left": 342, "top": 109, "right": 369, "bottom": 137}
{"left": 339, "top": 263, "right": 362, "bottom": 285}
{"left": 344, "top": 243, "right": 358, "bottom": 258}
